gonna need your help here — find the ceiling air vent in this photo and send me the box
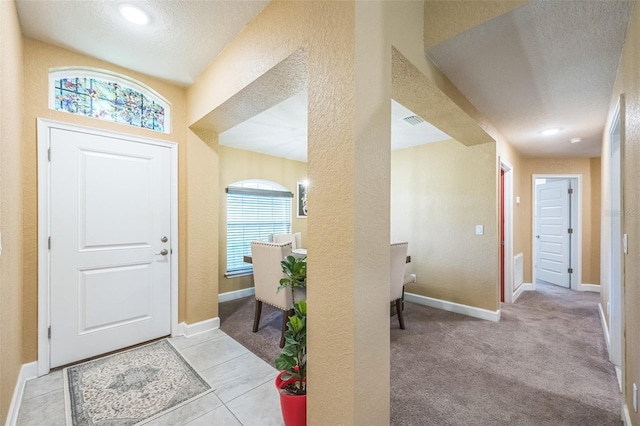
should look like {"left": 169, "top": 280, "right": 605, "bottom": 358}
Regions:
{"left": 402, "top": 115, "right": 424, "bottom": 126}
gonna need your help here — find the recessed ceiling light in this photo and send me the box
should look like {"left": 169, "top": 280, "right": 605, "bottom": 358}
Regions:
{"left": 570, "top": 137, "right": 583, "bottom": 144}
{"left": 119, "top": 4, "right": 149, "bottom": 25}
{"left": 541, "top": 128, "right": 561, "bottom": 136}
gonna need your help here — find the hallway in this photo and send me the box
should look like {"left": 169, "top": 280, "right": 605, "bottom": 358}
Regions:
{"left": 390, "top": 283, "right": 620, "bottom": 425}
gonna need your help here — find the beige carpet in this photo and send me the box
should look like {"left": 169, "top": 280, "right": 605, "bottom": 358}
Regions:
{"left": 220, "top": 283, "right": 621, "bottom": 425}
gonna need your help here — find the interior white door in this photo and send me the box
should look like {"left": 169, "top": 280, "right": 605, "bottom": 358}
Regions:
{"left": 610, "top": 116, "right": 623, "bottom": 368}
{"left": 50, "top": 127, "right": 172, "bottom": 368}
{"left": 536, "top": 179, "right": 571, "bottom": 288}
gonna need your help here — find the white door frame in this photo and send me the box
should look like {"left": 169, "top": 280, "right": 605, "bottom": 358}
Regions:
{"left": 37, "top": 119, "right": 179, "bottom": 376}
{"left": 531, "top": 174, "right": 582, "bottom": 291}
{"left": 500, "top": 158, "right": 514, "bottom": 303}
{"left": 608, "top": 95, "right": 624, "bottom": 370}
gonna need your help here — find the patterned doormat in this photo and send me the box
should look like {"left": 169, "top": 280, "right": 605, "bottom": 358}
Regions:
{"left": 63, "top": 339, "right": 212, "bottom": 426}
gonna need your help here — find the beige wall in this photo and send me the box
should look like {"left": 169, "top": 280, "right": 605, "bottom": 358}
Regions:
{"left": 392, "top": 139, "right": 499, "bottom": 311}
{"left": 188, "top": 2, "right": 393, "bottom": 423}
{"left": 603, "top": 3, "right": 640, "bottom": 423}
{"left": 21, "top": 39, "right": 191, "bottom": 361}
{"left": 184, "top": 130, "right": 219, "bottom": 324}
{"left": 519, "top": 157, "right": 601, "bottom": 285}
{"left": 497, "top": 137, "right": 526, "bottom": 280}
{"left": 218, "top": 146, "right": 307, "bottom": 295}
{"left": 590, "top": 158, "right": 601, "bottom": 287}
{"left": 0, "top": 1, "right": 24, "bottom": 422}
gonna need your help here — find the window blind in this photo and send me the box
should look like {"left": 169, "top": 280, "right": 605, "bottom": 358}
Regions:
{"left": 226, "top": 186, "right": 293, "bottom": 276}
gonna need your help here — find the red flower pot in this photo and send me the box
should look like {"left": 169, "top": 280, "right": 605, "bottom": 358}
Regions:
{"left": 275, "top": 370, "right": 306, "bottom": 426}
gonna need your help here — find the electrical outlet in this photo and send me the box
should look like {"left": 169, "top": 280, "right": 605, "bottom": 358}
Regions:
{"left": 475, "top": 225, "right": 484, "bottom": 235}
{"left": 634, "top": 383, "right": 638, "bottom": 412}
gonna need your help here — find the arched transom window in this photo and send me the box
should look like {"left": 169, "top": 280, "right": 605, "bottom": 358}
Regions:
{"left": 49, "top": 68, "right": 171, "bottom": 133}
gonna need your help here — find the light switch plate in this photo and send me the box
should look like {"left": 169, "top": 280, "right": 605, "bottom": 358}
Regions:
{"left": 623, "top": 234, "right": 628, "bottom": 254}
{"left": 475, "top": 225, "right": 484, "bottom": 235}
{"left": 633, "top": 383, "right": 638, "bottom": 412}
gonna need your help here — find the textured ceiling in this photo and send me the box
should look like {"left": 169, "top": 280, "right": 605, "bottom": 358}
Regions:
{"left": 14, "top": 0, "right": 634, "bottom": 158}
{"left": 219, "top": 91, "right": 452, "bottom": 163}
{"left": 427, "top": 0, "right": 633, "bottom": 157}
{"left": 15, "top": 0, "right": 269, "bottom": 86}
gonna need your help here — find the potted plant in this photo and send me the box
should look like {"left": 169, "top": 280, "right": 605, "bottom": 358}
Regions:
{"left": 275, "top": 255, "right": 307, "bottom": 426}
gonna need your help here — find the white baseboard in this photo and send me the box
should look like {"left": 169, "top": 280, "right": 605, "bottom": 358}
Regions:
{"left": 513, "top": 282, "right": 534, "bottom": 302}
{"left": 6, "top": 361, "right": 38, "bottom": 426}
{"left": 218, "top": 287, "right": 255, "bottom": 303}
{"left": 579, "top": 283, "right": 601, "bottom": 292}
{"left": 623, "top": 403, "right": 633, "bottom": 426}
{"left": 404, "top": 292, "right": 500, "bottom": 322}
{"left": 599, "top": 302, "right": 611, "bottom": 356}
{"left": 176, "top": 317, "right": 220, "bottom": 338}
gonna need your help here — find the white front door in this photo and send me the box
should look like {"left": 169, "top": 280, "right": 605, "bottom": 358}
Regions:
{"left": 49, "top": 127, "right": 172, "bottom": 368}
{"left": 536, "top": 179, "right": 571, "bottom": 288}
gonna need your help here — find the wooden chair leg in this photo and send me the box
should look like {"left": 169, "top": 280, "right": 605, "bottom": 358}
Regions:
{"left": 280, "top": 309, "right": 294, "bottom": 348}
{"left": 252, "top": 300, "right": 263, "bottom": 333}
{"left": 396, "top": 299, "right": 405, "bottom": 330}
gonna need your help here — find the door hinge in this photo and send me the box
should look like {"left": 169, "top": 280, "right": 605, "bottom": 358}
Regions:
{"left": 48, "top": 147, "right": 51, "bottom": 162}
{"left": 48, "top": 326, "right": 51, "bottom": 339}
{"left": 568, "top": 188, "right": 573, "bottom": 194}
{"left": 568, "top": 228, "right": 573, "bottom": 234}
{"left": 568, "top": 268, "right": 573, "bottom": 274}
{"left": 48, "top": 236, "right": 51, "bottom": 250}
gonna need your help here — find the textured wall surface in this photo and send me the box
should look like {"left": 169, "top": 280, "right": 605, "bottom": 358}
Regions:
{"left": 590, "top": 158, "right": 602, "bottom": 286}
{"left": 185, "top": 130, "right": 219, "bottom": 323}
{"left": 21, "top": 39, "right": 189, "bottom": 360}
{"left": 388, "top": 1, "right": 500, "bottom": 311}
{"left": 603, "top": 4, "right": 640, "bottom": 423}
{"left": 188, "top": 1, "right": 392, "bottom": 423}
{"left": 392, "top": 140, "right": 499, "bottom": 311}
{"left": 218, "top": 146, "right": 307, "bottom": 295}
{"left": 424, "top": 0, "right": 527, "bottom": 49}
{"left": 0, "top": 1, "right": 24, "bottom": 422}
{"left": 497, "top": 135, "right": 525, "bottom": 267}
{"left": 519, "top": 157, "right": 600, "bottom": 285}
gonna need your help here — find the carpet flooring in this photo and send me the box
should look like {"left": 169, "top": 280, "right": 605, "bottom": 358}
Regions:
{"left": 219, "top": 283, "right": 621, "bottom": 425}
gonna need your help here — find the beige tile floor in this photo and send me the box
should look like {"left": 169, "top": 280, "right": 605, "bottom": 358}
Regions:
{"left": 16, "top": 329, "right": 284, "bottom": 426}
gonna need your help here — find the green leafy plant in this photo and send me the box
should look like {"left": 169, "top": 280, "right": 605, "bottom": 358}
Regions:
{"left": 276, "top": 255, "right": 307, "bottom": 395}
{"left": 277, "top": 255, "right": 307, "bottom": 301}
{"left": 275, "top": 300, "right": 307, "bottom": 395}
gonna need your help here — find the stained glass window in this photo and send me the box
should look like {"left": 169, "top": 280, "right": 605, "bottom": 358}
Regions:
{"left": 49, "top": 70, "right": 170, "bottom": 133}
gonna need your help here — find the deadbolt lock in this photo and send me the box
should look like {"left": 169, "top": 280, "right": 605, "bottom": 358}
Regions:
{"left": 161, "top": 236, "right": 168, "bottom": 243}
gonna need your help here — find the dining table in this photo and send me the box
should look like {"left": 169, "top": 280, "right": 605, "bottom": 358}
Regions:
{"left": 243, "top": 248, "right": 307, "bottom": 264}
{"left": 243, "top": 249, "right": 411, "bottom": 265}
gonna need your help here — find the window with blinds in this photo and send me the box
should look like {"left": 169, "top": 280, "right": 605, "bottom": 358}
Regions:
{"left": 226, "top": 181, "right": 293, "bottom": 276}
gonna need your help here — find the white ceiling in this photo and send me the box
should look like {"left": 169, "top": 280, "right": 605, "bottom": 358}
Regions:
{"left": 427, "top": 0, "right": 633, "bottom": 157}
{"left": 15, "top": 0, "right": 269, "bottom": 86}
{"left": 14, "top": 0, "right": 634, "bottom": 158}
{"left": 218, "top": 92, "right": 451, "bottom": 162}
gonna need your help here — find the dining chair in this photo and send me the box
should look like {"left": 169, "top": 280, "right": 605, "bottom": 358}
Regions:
{"left": 250, "top": 241, "right": 305, "bottom": 347}
{"left": 272, "top": 232, "right": 302, "bottom": 250}
{"left": 391, "top": 242, "right": 409, "bottom": 329}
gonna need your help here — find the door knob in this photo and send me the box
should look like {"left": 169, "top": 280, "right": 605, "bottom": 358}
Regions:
{"left": 156, "top": 249, "right": 169, "bottom": 256}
